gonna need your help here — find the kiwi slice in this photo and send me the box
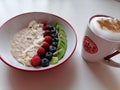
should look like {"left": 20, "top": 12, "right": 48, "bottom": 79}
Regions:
{"left": 54, "top": 48, "right": 65, "bottom": 60}
{"left": 50, "top": 57, "right": 59, "bottom": 65}
{"left": 56, "top": 48, "right": 65, "bottom": 60}
{"left": 55, "top": 23, "right": 61, "bottom": 32}
{"left": 53, "top": 48, "right": 66, "bottom": 60}
{"left": 54, "top": 22, "right": 67, "bottom": 60}
{"left": 58, "top": 34, "right": 66, "bottom": 41}
{"left": 59, "top": 28, "right": 66, "bottom": 37}
{"left": 57, "top": 39, "right": 67, "bottom": 50}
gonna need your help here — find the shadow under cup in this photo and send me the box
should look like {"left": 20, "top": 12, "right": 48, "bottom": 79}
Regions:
{"left": 81, "top": 26, "right": 120, "bottom": 67}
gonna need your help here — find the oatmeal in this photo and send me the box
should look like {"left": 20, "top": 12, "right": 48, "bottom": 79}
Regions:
{"left": 11, "top": 20, "right": 45, "bottom": 66}
{"left": 11, "top": 21, "right": 67, "bottom": 67}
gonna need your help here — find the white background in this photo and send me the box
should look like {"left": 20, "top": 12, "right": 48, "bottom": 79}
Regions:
{"left": 0, "top": 0, "right": 120, "bottom": 90}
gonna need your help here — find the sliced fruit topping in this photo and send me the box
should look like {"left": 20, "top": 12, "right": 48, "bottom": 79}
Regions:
{"left": 53, "top": 22, "right": 67, "bottom": 60}
{"left": 41, "top": 58, "right": 49, "bottom": 67}
{"left": 59, "top": 34, "right": 66, "bottom": 41}
{"left": 59, "top": 28, "right": 66, "bottom": 37}
{"left": 54, "top": 22, "right": 60, "bottom": 32}
{"left": 57, "top": 48, "right": 65, "bottom": 60}
{"left": 31, "top": 55, "right": 41, "bottom": 67}
{"left": 50, "top": 57, "right": 59, "bottom": 65}
{"left": 57, "top": 39, "right": 67, "bottom": 49}
{"left": 54, "top": 48, "right": 65, "bottom": 60}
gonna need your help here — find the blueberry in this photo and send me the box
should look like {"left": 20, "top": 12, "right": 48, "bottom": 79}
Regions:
{"left": 50, "top": 29, "right": 56, "bottom": 34}
{"left": 51, "top": 33, "right": 58, "bottom": 38}
{"left": 49, "top": 46, "right": 57, "bottom": 53}
{"left": 52, "top": 41, "right": 58, "bottom": 47}
{"left": 41, "top": 58, "right": 49, "bottom": 67}
{"left": 53, "top": 37, "right": 59, "bottom": 42}
{"left": 47, "top": 25, "right": 54, "bottom": 30}
{"left": 45, "top": 51, "right": 53, "bottom": 60}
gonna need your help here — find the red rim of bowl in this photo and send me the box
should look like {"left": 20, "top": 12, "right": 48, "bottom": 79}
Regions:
{"left": 0, "top": 12, "right": 78, "bottom": 72}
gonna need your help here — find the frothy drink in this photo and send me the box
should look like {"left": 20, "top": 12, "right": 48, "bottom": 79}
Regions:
{"left": 89, "top": 16, "right": 120, "bottom": 41}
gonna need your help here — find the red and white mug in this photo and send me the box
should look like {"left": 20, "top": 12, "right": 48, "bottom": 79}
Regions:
{"left": 82, "top": 15, "right": 120, "bottom": 67}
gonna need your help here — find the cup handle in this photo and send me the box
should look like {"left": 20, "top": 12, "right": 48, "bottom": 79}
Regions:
{"left": 0, "top": 56, "right": 2, "bottom": 60}
{"left": 104, "top": 50, "right": 120, "bottom": 67}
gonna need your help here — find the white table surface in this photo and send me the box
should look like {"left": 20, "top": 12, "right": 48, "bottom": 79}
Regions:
{"left": 0, "top": 0, "right": 120, "bottom": 90}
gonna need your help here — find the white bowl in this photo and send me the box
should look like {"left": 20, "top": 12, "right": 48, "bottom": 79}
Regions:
{"left": 0, "top": 12, "right": 77, "bottom": 71}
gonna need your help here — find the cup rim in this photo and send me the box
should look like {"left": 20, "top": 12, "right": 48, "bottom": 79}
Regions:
{"left": 88, "top": 14, "right": 120, "bottom": 43}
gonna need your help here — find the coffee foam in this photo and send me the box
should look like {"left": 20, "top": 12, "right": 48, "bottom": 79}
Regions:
{"left": 89, "top": 17, "right": 120, "bottom": 42}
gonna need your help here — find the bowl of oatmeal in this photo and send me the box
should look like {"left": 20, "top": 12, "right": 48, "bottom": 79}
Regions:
{"left": 0, "top": 12, "right": 77, "bottom": 71}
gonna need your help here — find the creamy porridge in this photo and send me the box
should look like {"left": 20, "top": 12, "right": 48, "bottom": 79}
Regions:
{"left": 11, "top": 20, "right": 67, "bottom": 67}
{"left": 11, "top": 20, "right": 45, "bottom": 66}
